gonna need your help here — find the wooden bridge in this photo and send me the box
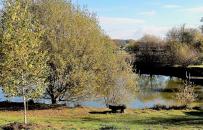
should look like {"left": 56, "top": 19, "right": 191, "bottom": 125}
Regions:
{"left": 136, "top": 65, "right": 203, "bottom": 85}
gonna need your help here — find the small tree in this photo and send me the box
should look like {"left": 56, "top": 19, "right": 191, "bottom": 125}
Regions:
{"left": 98, "top": 48, "right": 138, "bottom": 106}
{"left": 176, "top": 82, "right": 197, "bottom": 106}
{"left": 104, "top": 71, "right": 138, "bottom": 105}
{"left": 0, "top": 0, "right": 48, "bottom": 124}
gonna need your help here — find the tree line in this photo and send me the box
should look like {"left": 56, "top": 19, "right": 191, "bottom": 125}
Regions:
{"left": 125, "top": 25, "right": 203, "bottom": 67}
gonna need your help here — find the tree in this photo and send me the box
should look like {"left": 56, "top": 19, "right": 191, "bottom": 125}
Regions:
{"left": 166, "top": 25, "right": 202, "bottom": 66}
{"left": 168, "top": 42, "right": 199, "bottom": 66}
{"left": 176, "top": 82, "right": 197, "bottom": 106}
{"left": 129, "top": 34, "right": 170, "bottom": 66}
{"left": 95, "top": 41, "right": 138, "bottom": 105}
{"left": 139, "top": 34, "right": 163, "bottom": 44}
{"left": 31, "top": 0, "right": 138, "bottom": 105}
{"left": 0, "top": 0, "right": 48, "bottom": 124}
{"left": 32, "top": 0, "right": 102, "bottom": 104}
{"left": 32, "top": 0, "right": 74, "bottom": 104}
{"left": 166, "top": 25, "right": 203, "bottom": 47}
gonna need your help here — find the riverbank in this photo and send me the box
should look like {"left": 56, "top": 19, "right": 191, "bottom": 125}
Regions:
{"left": 0, "top": 106, "right": 202, "bottom": 130}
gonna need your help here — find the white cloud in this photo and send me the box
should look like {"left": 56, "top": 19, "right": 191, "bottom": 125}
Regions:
{"left": 99, "top": 16, "right": 147, "bottom": 39}
{"left": 104, "top": 28, "right": 138, "bottom": 40}
{"left": 99, "top": 16, "right": 171, "bottom": 39}
{"left": 99, "top": 19, "right": 171, "bottom": 40}
{"left": 184, "top": 6, "right": 203, "bottom": 13}
{"left": 133, "top": 26, "right": 170, "bottom": 39}
{"left": 139, "top": 10, "right": 156, "bottom": 16}
{"left": 163, "top": 4, "right": 181, "bottom": 9}
{"left": 99, "top": 17, "right": 145, "bottom": 25}
{"left": 99, "top": 17, "right": 145, "bottom": 39}
{"left": 104, "top": 24, "right": 200, "bottom": 40}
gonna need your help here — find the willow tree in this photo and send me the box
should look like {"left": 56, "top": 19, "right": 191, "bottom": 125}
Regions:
{"left": 32, "top": 0, "right": 98, "bottom": 104}
{"left": 0, "top": 0, "right": 48, "bottom": 124}
{"left": 32, "top": 0, "right": 138, "bottom": 105}
{"left": 96, "top": 39, "right": 138, "bottom": 105}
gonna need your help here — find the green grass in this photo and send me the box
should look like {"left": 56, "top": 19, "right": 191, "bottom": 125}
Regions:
{"left": 188, "top": 65, "right": 203, "bottom": 68}
{"left": 0, "top": 107, "right": 202, "bottom": 130}
{"left": 171, "top": 64, "right": 203, "bottom": 68}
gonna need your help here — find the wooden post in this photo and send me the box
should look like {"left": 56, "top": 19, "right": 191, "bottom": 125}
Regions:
{"left": 186, "top": 71, "right": 188, "bottom": 79}
{"left": 150, "top": 74, "right": 152, "bottom": 88}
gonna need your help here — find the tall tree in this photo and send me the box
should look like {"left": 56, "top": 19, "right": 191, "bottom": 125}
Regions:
{"left": 0, "top": 0, "right": 48, "bottom": 124}
{"left": 32, "top": 0, "right": 98, "bottom": 104}
{"left": 32, "top": 0, "right": 138, "bottom": 105}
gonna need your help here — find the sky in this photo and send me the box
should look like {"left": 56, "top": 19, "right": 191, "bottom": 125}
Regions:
{"left": 72, "top": 0, "right": 203, "bottom": 40}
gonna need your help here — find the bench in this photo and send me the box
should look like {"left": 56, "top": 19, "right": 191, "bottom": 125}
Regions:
{"left": 108, "top": 104, "right": 126, "bottom": 113}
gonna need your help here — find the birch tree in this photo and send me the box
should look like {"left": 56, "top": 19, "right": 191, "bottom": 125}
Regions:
{"left": 0, "top": 0, "right": 48, "bottom": 124}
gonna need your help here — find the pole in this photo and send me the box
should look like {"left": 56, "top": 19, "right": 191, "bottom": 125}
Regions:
{"left": 23, "top": 88, "right": 27, "bottom": 124}
{"left": 188, "top": 72, "right": 191, "bottom": 82}
{"left": 150, "top": 74, "right": 152, "bottom": 88}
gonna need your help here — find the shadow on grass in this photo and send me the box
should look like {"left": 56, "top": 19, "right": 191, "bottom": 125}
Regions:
{"left": 185, "top": 111, "right": 203, "bottom": 117}
{"left": 0, "top": 101, "right": 65, "bottom": 111}
{"left": 89, "top": 111, "right": 112, "bottom": 114}
{"left": 89, "top": 110, "right": 127, "bottom": 114}
{"left": 142, "top": 116, "right": 203, "bottom": 125}
{"left": 83, "top": 111, "right": 203, "bottom": 126}
{"left": 100, "top": 125, "right": 121, "bottom": 130}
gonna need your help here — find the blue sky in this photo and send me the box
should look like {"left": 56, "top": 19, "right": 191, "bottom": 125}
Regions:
{"left": 72, "top": 0, "right": 203, "bottom": 40}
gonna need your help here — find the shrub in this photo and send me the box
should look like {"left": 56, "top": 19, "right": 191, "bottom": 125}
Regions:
{"left": 175, "top": 82, "right": 198, "bottom": 106}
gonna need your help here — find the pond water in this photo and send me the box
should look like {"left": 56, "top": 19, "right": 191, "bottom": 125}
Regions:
{"left": 82, "top": 75, "right": 203, "bottom": 108}
{"left": 0, "top": 75, "right": 203, "bottom": 109}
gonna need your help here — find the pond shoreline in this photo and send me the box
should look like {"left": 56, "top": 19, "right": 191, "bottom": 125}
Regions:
{"left": 0, "top": 101, "right": 201, "bottom": 111}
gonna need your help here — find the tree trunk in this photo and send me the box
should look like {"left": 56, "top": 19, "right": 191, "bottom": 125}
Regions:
{"left": 23, "top": 89, "right": 27, "bottom": 124}
{"left": 51, "top": 98, "right": 57, "bottom": 104}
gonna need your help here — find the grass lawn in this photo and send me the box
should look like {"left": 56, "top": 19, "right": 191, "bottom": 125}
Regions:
{"left": 0, "top": 107, "right": 202, "bottom": 130}
{"left": 188, "top": 65, "right": 203, "bottom": 68}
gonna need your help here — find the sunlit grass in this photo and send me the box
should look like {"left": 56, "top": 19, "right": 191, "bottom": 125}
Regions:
{"left": 188, "top": 65, "right": 203, "bottom": 68}
{"left": 0, "top": 107, "right": 202, "bottom": 130}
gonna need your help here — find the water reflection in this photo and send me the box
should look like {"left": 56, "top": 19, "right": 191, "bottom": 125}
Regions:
{"left": 136, "top": 75, "right": 203, "bottom": 108}
{"left": 0, "top": 75, "right": 202, "bottom": 109}
{"left": 0, "top": 89, "right": 22, "bottom": 102}
{"left": 83, "top": 75, "right": 203, "bottom": 108}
